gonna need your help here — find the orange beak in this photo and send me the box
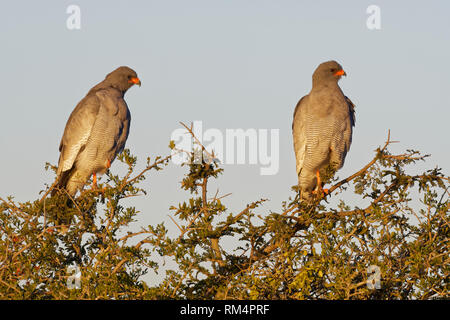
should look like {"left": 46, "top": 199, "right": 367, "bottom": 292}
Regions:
{"left": 128, "top": 77, "right": 141, "bottom": 86}
{"left": 334, "top": 69, "right": 346, "bottom": 77}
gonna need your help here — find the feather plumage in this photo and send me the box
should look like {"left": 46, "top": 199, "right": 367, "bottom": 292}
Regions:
{"left": 292, "top": 61, "right": 355, "bottom": 200}
{"left": 53, "top": 66, "right": 139, "bottom": 196}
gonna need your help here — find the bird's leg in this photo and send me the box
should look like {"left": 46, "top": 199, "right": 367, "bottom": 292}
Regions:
{"left": 92, "top": 172, "right": 98, "bottom": 189}
{"left": 313, "top": 170, "right": 329, "bottom": 197}
{"left": 97, "top": 159, "right": 112, "bottom": 195}
{"left": 317, "top": 170, "right": 330, "bottom": 195}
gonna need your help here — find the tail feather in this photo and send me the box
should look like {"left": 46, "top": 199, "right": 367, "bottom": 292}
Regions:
{"left": 51, "top": 169, "right": 76, "bottom": 197}
{"left": 299, "top": 189, "right": 313, "bottom": 203}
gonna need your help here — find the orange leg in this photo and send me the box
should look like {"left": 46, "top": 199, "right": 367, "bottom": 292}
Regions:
{"left": 313, "top": 170, "right": 329, "bottom": 196}
{"left": 316, "top": 170, "right": 321, "bottom": 189}
{"left": 106, "top": 159, "right": 111, "bottom": 169}
{"left": 92, "top": 172, "right": 97, "bottom": 189}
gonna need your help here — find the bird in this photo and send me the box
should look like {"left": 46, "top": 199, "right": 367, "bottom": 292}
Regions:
{"left": 53, "top": 66, "right": 141, "bottom": 197}
{"left": 292, "top": 60, "right": 355, "bottom": 201}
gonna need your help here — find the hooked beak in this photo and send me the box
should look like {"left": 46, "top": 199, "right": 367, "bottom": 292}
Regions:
{"left": 334, "top": 69, "right": 346, "bottom": 77}
{"left": 128, "top": 77, "right": 141, "bottom": 87}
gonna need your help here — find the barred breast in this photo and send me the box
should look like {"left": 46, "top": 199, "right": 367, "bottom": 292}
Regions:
{"left": 294, "top": 89, "right": 354, "bottom": 195}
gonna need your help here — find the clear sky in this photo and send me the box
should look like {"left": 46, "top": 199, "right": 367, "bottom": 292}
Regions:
{"left": 1, "top": 1, "right": 449, "bottom": 283}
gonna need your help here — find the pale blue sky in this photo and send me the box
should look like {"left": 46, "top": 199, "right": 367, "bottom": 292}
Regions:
{"left": 1, "top": 1, "right": 449, "bottom": 282}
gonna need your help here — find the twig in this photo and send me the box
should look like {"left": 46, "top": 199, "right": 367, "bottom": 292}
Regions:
{"left": 179, "top": 121, "right": 215, "bottom": 161}
{"left": 39, "top": 180, "right": 58, "bottom": 203}
{"left": 327, "top": 130, "right": 393, "bottom": 195}
{"left": 119, "top": 154, "right": 172, "bottom": 191}
{"left": 168, "top": 215, "right": 183, "bottom": 233}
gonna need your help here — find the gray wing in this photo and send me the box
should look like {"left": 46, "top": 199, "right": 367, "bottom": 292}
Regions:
{"left": 330, "top": 95, "right": 356, "bottom": 168}
{"left": 115, "top": 104, "right": 130, "bottom": 156}
{"left": 57, "top": 95, "right": 100, "bottom": 175}
{"left": 345, "top": 95, "right": 356, "bottom": 129}
{"left": 343, "top": 95, "right": 356, "bottom": 155}
{"left": 292, "top": 95, "right": 308, "bottom": 178}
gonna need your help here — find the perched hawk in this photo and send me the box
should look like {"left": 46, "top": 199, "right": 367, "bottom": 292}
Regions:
{"left": 53, "top": 66, "right": 141, "bottom": 196}
{"left": 292, "top": 61, "right": 355, "bottom": 201}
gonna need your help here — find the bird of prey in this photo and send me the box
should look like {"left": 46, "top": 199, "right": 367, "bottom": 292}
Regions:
{"left": 53, "top": 66, "right": 141, "bottom": 196}
{"left": 292, "top": 60, "right": 355, "bottom": 201}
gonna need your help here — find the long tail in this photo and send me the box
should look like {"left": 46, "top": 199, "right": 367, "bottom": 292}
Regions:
{"left": 51, "top": 169, "right": 75, "bottom": 197}
{"left": 299, "top": 189, "right": 314, "bottom": 203}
